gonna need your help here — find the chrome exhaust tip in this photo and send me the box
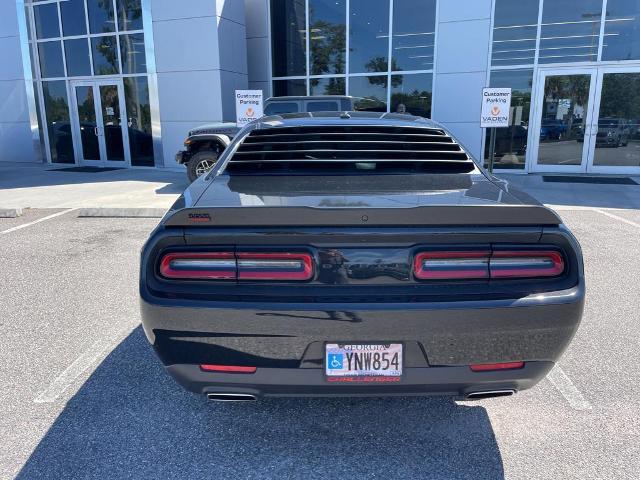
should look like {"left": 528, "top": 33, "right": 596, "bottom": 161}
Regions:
{"left": 207, "top": 393, "right": 257, "bottom": 402}
{"left": 465, "top": 389, "right": 516, "bottom": 400}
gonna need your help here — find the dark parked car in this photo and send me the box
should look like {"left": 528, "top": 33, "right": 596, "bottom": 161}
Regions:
{"left": 540, "top": 119, "right": 568, "bottom": 141}
{"left": 596, "top": 118, "right": 630, "bottom": 147}
{"left": 175, "top": 96, "right": 387, "bottom": 182}
{"left": 141, "top": 112, "right": 584, "bottom": 401}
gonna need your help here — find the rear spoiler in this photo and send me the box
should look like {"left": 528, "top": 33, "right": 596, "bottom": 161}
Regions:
{"left": 163, "top": 205, "right": 562, "bottom": 227}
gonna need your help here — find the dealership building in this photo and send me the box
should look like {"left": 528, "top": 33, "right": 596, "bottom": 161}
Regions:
{"left": 1, "top": 0, "right": 640, "bottom": 175}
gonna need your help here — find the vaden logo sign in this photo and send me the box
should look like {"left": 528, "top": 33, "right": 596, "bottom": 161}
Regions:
{"left": 481, "top": 88, "right": 512, "bottom": 128}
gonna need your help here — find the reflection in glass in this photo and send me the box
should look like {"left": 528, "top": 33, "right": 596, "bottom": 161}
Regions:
{"left": 492, "top": 0, "right": 539, "bottom": 66}
{"left": 390, "top": 73, "right": 432, "bottom": 117}
{"left": 537, "top": 74, "right": 591, "bottom": 166}
{"left": 310, "top": 77, "right": 345, "bottom": 95}
{"left": 484, "top": 69, "right": 533, "bottom": 170}
{"left": 593, "top": 73, "right": 640, "bottom": 167}
{"left": 87, "top": 0, "right": 115, "bottom": 34}
{"left": 91, "top": 36, "right": 120, "bottom": 75}
{"left": 392, "top": 0, "right": 436, "bottom": 71}
{"left": 349, "top": 0, "right": 389, "bottom": 74}
{"left": 602, "top": 0, "right": 640, "bottom": 61}
{"left": 539, "top": 0, "right": 603, "bottom": 64}
{"left": 348, "top": 75, "right": 388, "bottom": 110}
{"left": 120, "top": 34, "right": 146, "bottom": 73}
{"left": 116, "top": 0, "right": 143, "bottom": 31}
{"left": 42, "top": 81, "right": 74, "bottom": 163}
{"left": 124, "top": 77, "right": 154, "bottom": 166}
{"left": 265, "top": 102, "right": 299, "bottom": 115}
{"left": 38, "top": 41, "right": 65, "bottom": 78}
{"left": 34, "top": 3, "right": 60, "bottom": 39}
{"left": 74, "top": 86, "right": 100, "bottom": 160}
{"left": 309, "top": 0, "right": 345, "bottom": 75}
{"left": 273, "top": 79, "right": 307, "bottom": 96}
{"left": 64, "top": 39, "right": 92, "bottom": 76}
{"left": 61, "top": 0, "right": 87, "bottom": 37}
{"left": 271, "top": 0, "right": 307, "bottom": 77}
{"left": 99, "top": 85, "right": 125, "bottom": 161}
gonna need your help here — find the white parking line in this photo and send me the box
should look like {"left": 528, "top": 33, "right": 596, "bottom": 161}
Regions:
{"left": 547, "top": 365, "right": 592, "bottom": 411}
{"left": 593, "top": 208, "right": 640, "bottom": 229}
{"left": 0, "top": 208, "right": 77, "bottom": 235}
{"left": 34, "top": 339, "right": 113, "bottom": 404}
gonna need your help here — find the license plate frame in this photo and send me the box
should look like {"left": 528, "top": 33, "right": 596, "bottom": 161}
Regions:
{"left": 325, "top": 343, "right": 403, "bottom": 382}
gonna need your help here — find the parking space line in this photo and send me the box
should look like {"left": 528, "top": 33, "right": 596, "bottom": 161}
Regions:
{"left": 547, "top": 365, "right": 592, "bottom": 411}
{"left": 34, "top": 339, "right": 112, "bottom": 404}
{"left": 0, "top": 208, "right": 77, "bottom": 235}
{"left": 593, "top": 208, "right": 640, "bottom": 229}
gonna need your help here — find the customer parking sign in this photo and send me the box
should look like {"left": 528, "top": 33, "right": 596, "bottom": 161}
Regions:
{"left": 235, "top": 90, "right": 263, "bottom": 127}
{"left": 481, "top": 88, "right": 512, "bottom": 128}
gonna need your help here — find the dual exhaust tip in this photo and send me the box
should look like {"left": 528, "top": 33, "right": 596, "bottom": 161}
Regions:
{"left": 206, "top": 390, "right": 516, "bottom": 402}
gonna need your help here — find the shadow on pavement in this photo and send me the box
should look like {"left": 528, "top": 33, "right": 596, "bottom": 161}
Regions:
{"left": 17, "top": 327, "right": 504, "bottom": 479}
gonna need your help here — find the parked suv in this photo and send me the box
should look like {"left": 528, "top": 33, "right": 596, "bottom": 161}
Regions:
{"left": 596, "top": 118, "right": 630, "bottom": 147}
{"left": 175, "top": 96, "right": 386, "bottom": 181}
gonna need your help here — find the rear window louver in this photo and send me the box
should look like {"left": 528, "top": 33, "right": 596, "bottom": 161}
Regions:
{"left": 226, "top": 125, "right": 475, "bottom": 174}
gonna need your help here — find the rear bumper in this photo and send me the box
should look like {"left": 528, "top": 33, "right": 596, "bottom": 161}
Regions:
{"left": 167, "top": 361, "right": 554, "bottom": 397}
{"left": 140, "top": 285, "right": 584, "bottom": 396}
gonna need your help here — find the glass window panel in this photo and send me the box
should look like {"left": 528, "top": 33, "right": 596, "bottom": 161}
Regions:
{"left": 124, "top": 77, "right": 154, "bottom": 166}
{"left": 390, "top": 73, "right": 432, "bottom": 117}
{"left": 33, "top": 82, "right": 47, "bottom": 160}
{"left": 265, "top": 102, "right": 300, "bottom": 115}
{"left": 120, "top": 33, "right": 146, "bottom": 73}
{"left": 484, "top": 69, "right": 533, "bottom": 170}
{"left": 349, "top": 0, "right": 389, "bottom": 74}
{"left": 309, "top": 0, "right": 346, "bottom": 75}
{"left": 309, "top": 77, "right": 345, "bottom": 95}
{"left": 539, "top": 0, "right": 603, "bottom": 64}
{"left": 64, "top": 39, "right": 91, "bottom": 76}
{"left": 61, "top": 0, "right": 87, "bottom": 37}
{"left": 34, "top": 3, "right": 60, "bottom": 39}
{"left": 593, "top": 73, "right": 640, "bottom": 166}
{"left": 116, "top": 0, "right": 143, "bottom": 31}
{"left": 99, "top": 84, "right": 125, "bottom": 161}
{"left": 272, "top": 79, "right": 307, "bottom": 96}
{"left": 392, "top": 0, "right": 436, "bottom": 71}
{"left": 38, "top": 41, "right": 65, "bottom": 78}
{"left": 87, "top": 0, "right": 115, "bottom": 34}
{"left": 602, "top": 0, "right": 640, "bottom": 61}
{"left": 348, "top": 75, "right": 388, "bottom": 110}
{"left": 271, "top": 0, "right": 307, "bottom": 76}
{"left": 91, "top": 36, "right": 120, "bottom": 75}
{"left": 492, "top": 0, "right": 539, "bottom": 66}
{"left": 74, "top": 85, "right": 100, "bottom": 160}
{"left": 42, "top": 80, "right": 74, "bottom": 163}
{"left": 306, "top": 100, "right": 340, "bottom": 111}
{"left": 536, "top": 74, "right": 591, "bottom": 166}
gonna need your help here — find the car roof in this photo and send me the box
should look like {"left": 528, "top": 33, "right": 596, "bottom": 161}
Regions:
{"left": 249, "top": 111, "right": 441, "bottom": 129}
{"left": 266, "top": 95, "right": 354, "bottom": 102}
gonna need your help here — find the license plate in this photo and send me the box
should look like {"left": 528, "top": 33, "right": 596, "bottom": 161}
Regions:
{"left": 325, "top": 343, "right": 403, "bottom": 379}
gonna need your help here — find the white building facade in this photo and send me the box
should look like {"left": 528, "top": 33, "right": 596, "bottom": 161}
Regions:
{"left": 2, "top": 0, "right": 640, "bottom": 175}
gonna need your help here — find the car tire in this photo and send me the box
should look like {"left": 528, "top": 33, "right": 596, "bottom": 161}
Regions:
{"left": 187, "top": 150, "right": 219, "bottom": 183}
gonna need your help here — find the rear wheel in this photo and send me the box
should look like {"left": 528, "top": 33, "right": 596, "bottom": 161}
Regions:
{"left": 187, "top": 150, "right": 219, "bottom": 182}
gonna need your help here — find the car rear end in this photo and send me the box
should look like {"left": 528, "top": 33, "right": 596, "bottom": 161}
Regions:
{"left": 140, "top": 115, "right": 584, "bottom": 400}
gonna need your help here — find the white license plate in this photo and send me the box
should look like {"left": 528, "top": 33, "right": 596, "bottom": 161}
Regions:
{"left": 325, "top": 343, "right": 403, "bottom": 378}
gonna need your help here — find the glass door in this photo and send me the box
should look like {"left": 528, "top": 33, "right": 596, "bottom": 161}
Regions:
{"left": 587, "top": 67, "right": 640, "bottom": 174}
{"left": 70, "top": 80, "right": 130, "bottom": 167}
{"left": 530, "top": 69, "right": 598, "bottom": 173}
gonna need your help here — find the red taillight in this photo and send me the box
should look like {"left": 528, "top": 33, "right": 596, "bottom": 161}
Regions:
{"left": 237, "top": 252, "right": 314, "bottom": 280}
{"left": 470, "top": 362, "right": 524, "bottom": 372}
{"left": 413, "top": 249, "right": 564, "bottom": 280}
{"left": 200, "top": 364, "right": 257, "bottom": 373}
{"left": 413, "top": 251, "right": 490, "bottom": 280}
{"left": 159, "top": 252, "right": 236, "bottom": 279}
{"left": 159, "top": 251, "right": 314, "bottom": 281}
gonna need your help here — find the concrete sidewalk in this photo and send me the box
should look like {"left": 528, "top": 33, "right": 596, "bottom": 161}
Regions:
{"left": 0, "top": 162, "right": 188, "bottom": 209}
{"left": 0, "top": 162, "right": 639, "bottom": 212}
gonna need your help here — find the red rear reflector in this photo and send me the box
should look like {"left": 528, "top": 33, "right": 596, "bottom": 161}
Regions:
{"left": 159, "top": 252, "right": 236, "bottom": 279}
{"left": 237, "top": 252, "right": 314, "bottom": 281}
{"left": 470, "top": 362, "right": 525, "bottom": 372}
{"left": 200, "top": 364, "right": 257, "bottom": 373}
{"left": 413, "top": 251, "right": 490, "bottom": 280}
{"left": 490, "top": 251, "right": 564, "bottom": 278}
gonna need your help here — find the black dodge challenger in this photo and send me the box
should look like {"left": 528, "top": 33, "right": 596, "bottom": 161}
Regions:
{"left": 140, "top": 112, "right": 584, "bottom": 401}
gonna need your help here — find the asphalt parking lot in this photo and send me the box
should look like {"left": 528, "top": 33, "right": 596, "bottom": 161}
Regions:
{"left": 1, "top": 206, "right": 639, "bottom": 479}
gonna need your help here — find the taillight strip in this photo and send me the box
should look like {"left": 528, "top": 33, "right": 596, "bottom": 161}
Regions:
{"left": 490, "top": 251, "right": 564, "bottom": 278}
{"left": 237, "top": 252, "right": 314, "bottom": 280}
{"left": 160, "top": 252, "right": 236, "bottom": 279}
{"left": 414, "top": 251, "right": 490, "bottom": 280}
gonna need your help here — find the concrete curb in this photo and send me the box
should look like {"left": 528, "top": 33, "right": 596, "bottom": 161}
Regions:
{"left": 77, "top": 208, "right": 167, "bottom": 218}
{"left": 0, "top": 208, "right": 23, "bottom": 218}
